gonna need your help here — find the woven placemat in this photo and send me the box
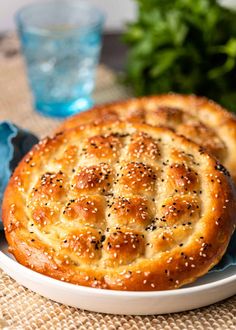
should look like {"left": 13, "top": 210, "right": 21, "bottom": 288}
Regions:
{"left": 0, "top": 35, "right": 236, "bottom": 330}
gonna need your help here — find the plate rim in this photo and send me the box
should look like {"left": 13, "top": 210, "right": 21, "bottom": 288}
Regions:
{"left": 1, "top": 247, "right": 236, "bottom": 298}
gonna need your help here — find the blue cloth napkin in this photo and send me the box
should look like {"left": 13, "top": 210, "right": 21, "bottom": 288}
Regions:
{"left": 0, "top": 121, "right": 235, "bottom": 272}
{"left": 0, "top": 121, "right": 38, "bottom": 227}
{"left": 211, "top": 232, "right": 236, "bottom": 272}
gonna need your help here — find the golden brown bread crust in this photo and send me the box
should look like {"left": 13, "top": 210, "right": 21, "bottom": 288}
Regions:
{"left": 2, "top": 122, "right": 236, "bottom": 291}
{"left": 57, "top": 94, "right": 236, "bottom": 183}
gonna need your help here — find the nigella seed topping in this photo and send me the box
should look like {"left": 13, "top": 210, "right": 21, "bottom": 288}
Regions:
{"left": 5, "top": 111, "right": 235, "bottom": 292}
{"left": 214, "top": 163, "right": 230, "bottom": 177}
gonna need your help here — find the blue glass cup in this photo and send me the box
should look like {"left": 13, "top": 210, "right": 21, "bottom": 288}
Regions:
{"left": 16, "top": 0, "right": 105, "bottom": 118}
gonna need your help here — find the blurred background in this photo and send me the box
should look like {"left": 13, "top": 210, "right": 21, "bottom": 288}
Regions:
{"left": 0, "top": 0, "right": 138, "bottom": 73}
{"left": 1, "top": 0, "right": 236, "bottom": 32}
{"left": 2, "top": 0, "right": 236, "bottom": 111}
{"left": 1, "top": 0, "right": 137, "bottom": 32}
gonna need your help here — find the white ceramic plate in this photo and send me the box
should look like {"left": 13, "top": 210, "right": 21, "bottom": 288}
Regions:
{"left": 0, "top": 234, "right": 236, "bottom": 315}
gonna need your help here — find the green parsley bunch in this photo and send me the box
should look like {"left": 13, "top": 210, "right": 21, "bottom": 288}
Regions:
{"left": 124, "top": 0, "right": 236, "bottom": 111}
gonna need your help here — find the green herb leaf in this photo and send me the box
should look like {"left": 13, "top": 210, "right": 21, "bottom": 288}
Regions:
{"left": 123, "top": 0, "right": 236, "bottom": 111}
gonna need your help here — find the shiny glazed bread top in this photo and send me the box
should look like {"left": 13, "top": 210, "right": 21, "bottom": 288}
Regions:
{"left": 57, "top": 94, "right": 236, "bottom": 183}
{"left": 2, "top": 121, "right": 236, "bottom": 291}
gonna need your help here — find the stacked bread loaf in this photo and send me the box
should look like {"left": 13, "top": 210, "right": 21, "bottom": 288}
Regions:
{"left": 2, "top": 94, "right": 236, "bottom": 291}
